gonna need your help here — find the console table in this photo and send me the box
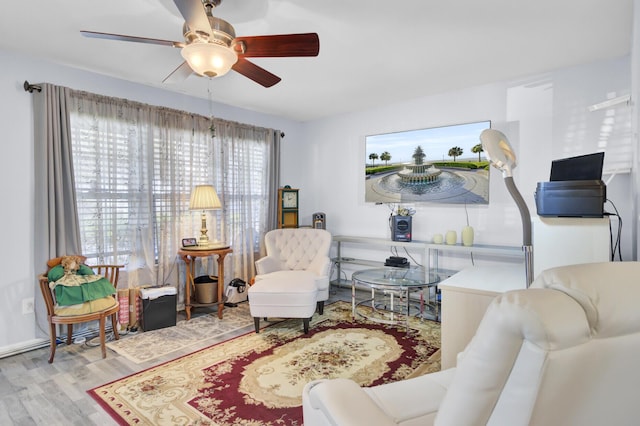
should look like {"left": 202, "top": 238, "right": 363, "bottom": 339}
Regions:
{"left": 178, "top": 247, "right": 233, "bottom": 320}
{"left": 332, "top": 235, "right": 524, "bottom": 283}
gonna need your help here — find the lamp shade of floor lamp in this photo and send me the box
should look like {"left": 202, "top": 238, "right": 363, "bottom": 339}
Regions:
{"left": 480, "top": 129, "right": 534, "bottom": 287}
{"left": 190, "top": 185, "right": 222, "bottom": 247}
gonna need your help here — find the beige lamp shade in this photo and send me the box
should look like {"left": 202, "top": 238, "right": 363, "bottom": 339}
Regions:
{"left": 189, "top": 185, "right": 222, "bottom": 211}
{"left": 189, "top": 185, "right": 222, "bottom": 247}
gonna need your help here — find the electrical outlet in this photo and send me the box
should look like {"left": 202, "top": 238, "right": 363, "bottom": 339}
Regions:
{"left": 22, "top": 297, "right": 34, "bottom": 314}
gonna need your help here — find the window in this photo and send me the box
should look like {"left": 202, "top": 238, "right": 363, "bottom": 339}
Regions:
{"left": 68, "top": 92, "right": 275, "bottom": 282}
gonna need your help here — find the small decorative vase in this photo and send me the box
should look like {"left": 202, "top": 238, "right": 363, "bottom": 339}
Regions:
{"left": 445, "top": 230, "right": 457, "bottom": 245}
{"left": 432, "top": 234, "right": 443, "bottom": 244}
{"left": 462, "top": 225, "right": 474, "bottom": 246}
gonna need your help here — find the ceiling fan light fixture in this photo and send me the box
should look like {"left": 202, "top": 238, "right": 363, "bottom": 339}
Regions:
{"left": 181, "top": 41, "right": 238, "bottom": 78}
{"left": 82, "top": 0, "right": 318, "bottom": 87}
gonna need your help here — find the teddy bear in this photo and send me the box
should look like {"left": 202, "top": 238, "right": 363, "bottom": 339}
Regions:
{"left": 60, "top": 255, "right": 86, "bottom": 276}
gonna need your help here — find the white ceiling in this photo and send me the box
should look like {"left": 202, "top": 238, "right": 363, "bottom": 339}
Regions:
{"left": 1, "top": 0, "right": 633, "bottom": 121}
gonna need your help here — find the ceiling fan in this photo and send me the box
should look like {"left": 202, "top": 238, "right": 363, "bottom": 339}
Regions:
{"left": 81, "top": 0, "right": 319, "bottom": 87}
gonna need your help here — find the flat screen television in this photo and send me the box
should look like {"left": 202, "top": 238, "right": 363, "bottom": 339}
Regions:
{"left": 365, "top": 120, "right": 491, "bottom": 204}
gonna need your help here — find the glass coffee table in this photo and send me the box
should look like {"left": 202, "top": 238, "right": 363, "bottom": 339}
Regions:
{"left": 351, "top": 267, "right": 440, "bottom": 330}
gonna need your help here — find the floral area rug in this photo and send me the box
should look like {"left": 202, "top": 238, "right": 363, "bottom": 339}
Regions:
{"left": 89, "top": 301, "right": 441, "bottom": 425}
{"left": 106, "top": 302, "right": 254, "bottom": 363}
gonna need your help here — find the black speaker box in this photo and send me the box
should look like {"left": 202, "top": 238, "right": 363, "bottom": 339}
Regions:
{"left": 312, "top": 212, "right": 326, "bottom": 229}
{"left": 391, "top": 215, "right": 412, "bottom": 242}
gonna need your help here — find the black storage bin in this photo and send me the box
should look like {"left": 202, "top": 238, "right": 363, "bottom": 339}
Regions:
{"left": 140, "top": 287, "right": 177, "bottom": 331}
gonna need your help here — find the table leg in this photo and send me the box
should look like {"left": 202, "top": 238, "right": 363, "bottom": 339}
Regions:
{"left": 216, "top": 254, "right": 225, "bottom": 319}
{"left": 337, "top": 241, "right": 342, "bottom": 284}
{"left": 390, "top": 292, "right": 395, "bottom": 321}
{"left": 371, "top": 287, "right": 375, "bottom": 309}
{"left": 185, "top": 260, "right": 194, "bottom": 320}
{"left": 405, "top": 289, "right": 410, "bottom": 331}
{"left": 351, "top": 277, "right": 356, "bottom": 319}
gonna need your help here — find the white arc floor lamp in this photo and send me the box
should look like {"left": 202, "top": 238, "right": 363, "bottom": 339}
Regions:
{"left": 190, "top": 184, "right": 222, "bottom": 248}
{"left": 480, "top": 129, "right": 534, "bottom": 287}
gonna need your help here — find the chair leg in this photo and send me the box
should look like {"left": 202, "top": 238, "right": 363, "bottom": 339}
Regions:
{"left": 99, "top": 316, "right": 107, "bottom": 358}
{"left": 317, "top": 301, "right": 325, "bottom": 315}
{"left": 66, "top": 325, "right": 73, "bottom": 345}
{"left": 48, "top": 323, "right": 57, "bottom": 364}
{"left": 254, "top": 317, "right": 260, "bottom": 333}
{"left": 110, "top": 313, "right": 120, "bottom": 341}
{"left": 303, "top": 317, "right": 310, "bottom": 334}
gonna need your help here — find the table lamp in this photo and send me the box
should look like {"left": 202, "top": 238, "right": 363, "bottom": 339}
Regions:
{"left": 189, "top": 184, "right": 222, "bottom": 247}
{"left": 480, "top": 129, "right": 534, "bottom": 287}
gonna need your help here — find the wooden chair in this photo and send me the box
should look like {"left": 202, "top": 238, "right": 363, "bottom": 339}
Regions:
{"left": 38, "top": 256, "right": 124, "bottom": 363}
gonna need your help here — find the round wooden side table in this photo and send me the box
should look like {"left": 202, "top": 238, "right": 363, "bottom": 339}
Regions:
{"left": 178, "top": 246, "right": 233, "bottom": 320}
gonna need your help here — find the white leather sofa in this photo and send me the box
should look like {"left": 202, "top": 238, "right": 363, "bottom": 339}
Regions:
{"left": 302, "top": 261, "right": 640, "bottom": 425}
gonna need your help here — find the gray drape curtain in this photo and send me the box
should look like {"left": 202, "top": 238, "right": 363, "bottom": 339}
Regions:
{"left": 32, "top": 83, "right": 83, "bottom": 336}
{"left": 33, "top": 84, "right": 83, "bottom": 262}
{"left": 268, "top": 130, "right": 281, "bottom": 230}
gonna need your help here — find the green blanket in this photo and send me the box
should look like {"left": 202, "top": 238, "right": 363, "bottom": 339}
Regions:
{"left": 52, "top": 274, "right": 116, "bottom": 306}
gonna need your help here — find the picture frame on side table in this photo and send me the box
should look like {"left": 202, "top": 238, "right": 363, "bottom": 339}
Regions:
{"left": 182, "top": 238, "right": 198, "bottom": 248}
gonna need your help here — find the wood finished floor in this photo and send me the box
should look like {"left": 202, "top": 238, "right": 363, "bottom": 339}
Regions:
{"left": 0, "top": 285, "right": 354, "bottom": 425}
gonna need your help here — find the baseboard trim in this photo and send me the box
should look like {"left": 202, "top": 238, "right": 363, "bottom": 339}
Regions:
{"left": 0, "top": 325, "right": 116, "bottom": 359}
{"left": 0, "top": 338, "right": 49, "bottom": 359}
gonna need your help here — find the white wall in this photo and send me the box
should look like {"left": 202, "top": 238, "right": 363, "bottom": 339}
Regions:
{"left": 0, "top": 47, "right": 635, "bottom": 355}
{"left": 633, "top": 0, "right": 640, "bottom": 261}
{"left": 288, "top": 57, "right": 633, "bottom": 270}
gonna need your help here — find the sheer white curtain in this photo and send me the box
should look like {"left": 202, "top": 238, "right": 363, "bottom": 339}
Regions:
{"left": 67, "top": 89, "right": 276, "bottom": 294}
{"left": 215, "top": 119, "right": 280, "bottom": 279}
{"left": 126, "top": 109, "right": 218, "bottom": 289}
{"left": 70, "top": 93, "right": 150, "bottom": 268}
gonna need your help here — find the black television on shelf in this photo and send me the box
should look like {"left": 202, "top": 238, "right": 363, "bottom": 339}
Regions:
{"left": 549, "top": 152, "right": 605, "bottom": 181}
{"left": 364, "top": 120, "right": 491, "bottom": 205}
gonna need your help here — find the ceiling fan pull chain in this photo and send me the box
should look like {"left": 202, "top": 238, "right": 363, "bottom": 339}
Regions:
{"left": 207, "top": 77, "right": 216, "bottom": 139}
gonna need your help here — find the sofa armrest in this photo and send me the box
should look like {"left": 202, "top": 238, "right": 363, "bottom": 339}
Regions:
{"left": 303, "top": 379, "right": 396, "bottom": 426}
{"left": 306, "top": 255, "right": 331, "bottom": 278}
{"left": 255, "top": 256, "right": 281, "bottom": 275}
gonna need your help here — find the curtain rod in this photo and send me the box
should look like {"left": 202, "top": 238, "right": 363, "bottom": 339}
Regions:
{"left": 22, "top": 80, "right": 286, "bottom": 138}
{"left": 23, "top": 80, "right": 41, "bottom": 93}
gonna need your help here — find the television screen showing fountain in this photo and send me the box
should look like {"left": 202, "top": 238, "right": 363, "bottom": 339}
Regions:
{"left": 365, "top": 120, "right": 491, "bottom": 204}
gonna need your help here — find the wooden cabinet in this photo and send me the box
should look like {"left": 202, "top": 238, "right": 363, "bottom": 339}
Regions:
{"left": 277, "top": 187, "right": 299, "bottom": 228}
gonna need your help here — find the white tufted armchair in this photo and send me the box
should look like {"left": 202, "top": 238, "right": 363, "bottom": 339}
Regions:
{"left": 249, "top": 228, "right": 332, "bottom": 333}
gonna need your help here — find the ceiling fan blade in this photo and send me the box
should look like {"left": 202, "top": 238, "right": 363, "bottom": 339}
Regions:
{"left": 81, "top": 30, "right": 184, "bottom": 48}
{"left": 163, "top": 61, "right": 194, "bottom": 84}
{"left": 232, "top": 57, "right": 281, "bottom": 87}
{"left": 173, "top": 0, "right": 212, "bottom": 35}
{"left": 235, "top": 33, "right": 319, "bottom": 57}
